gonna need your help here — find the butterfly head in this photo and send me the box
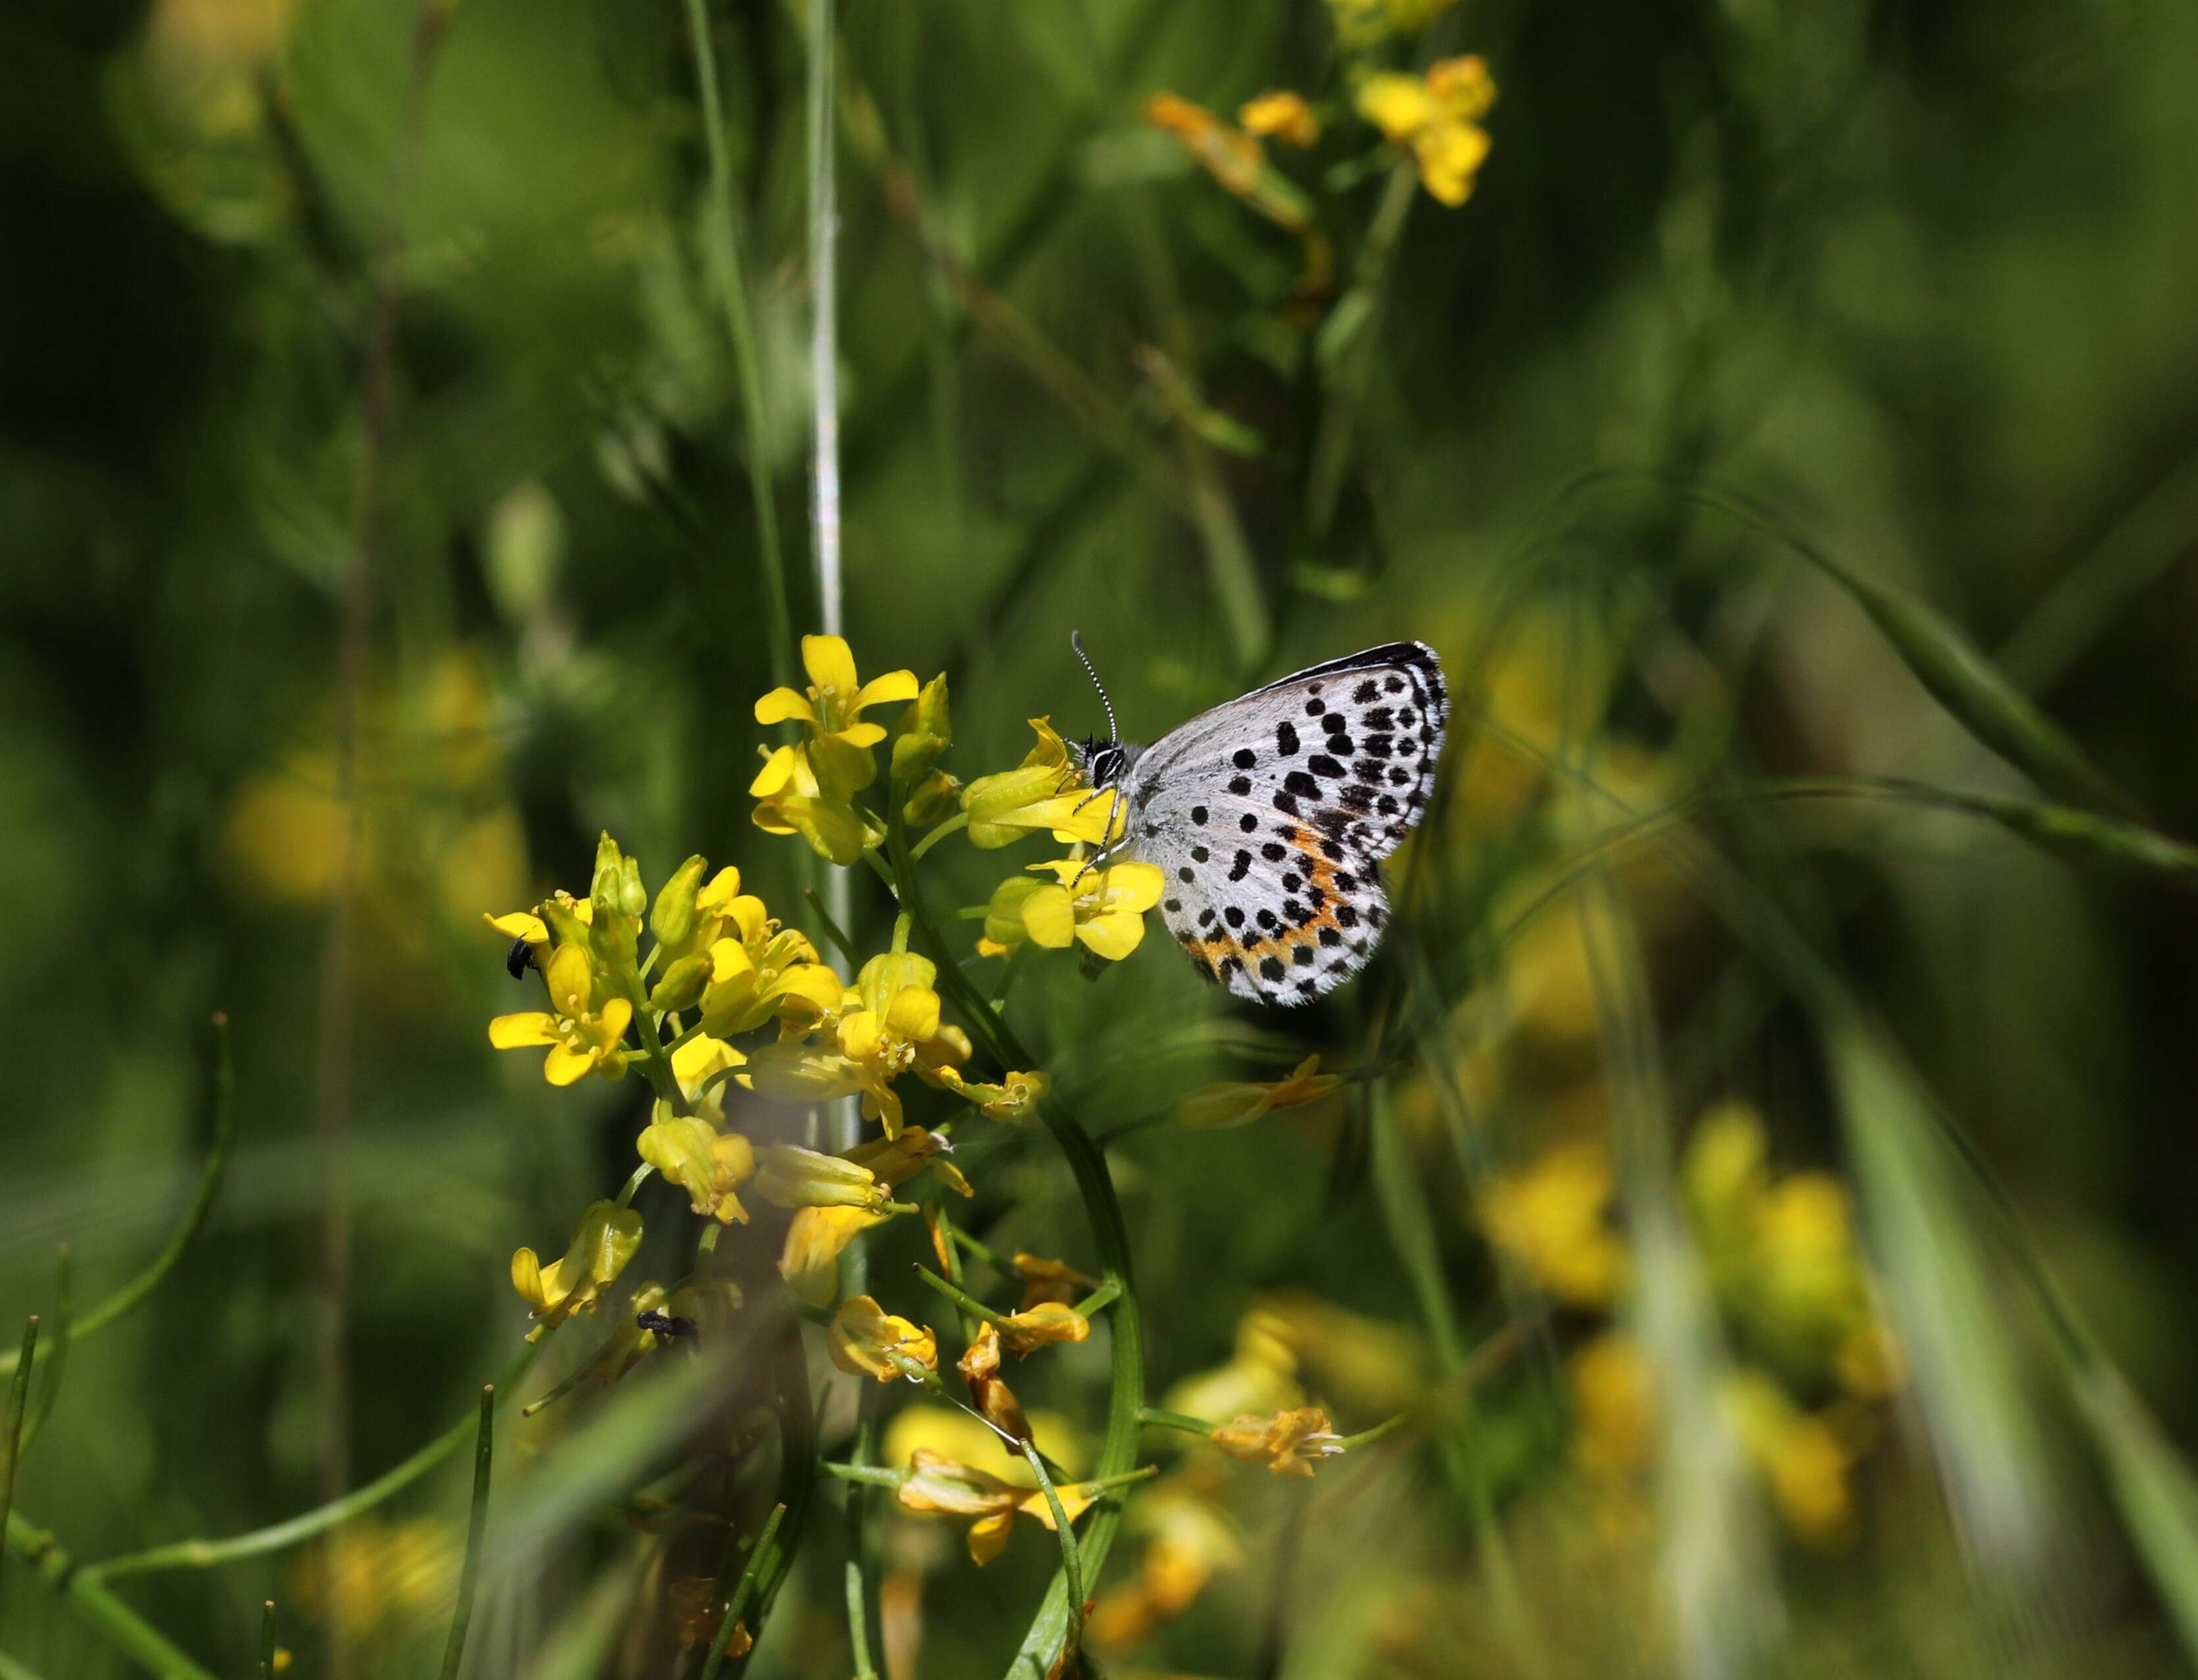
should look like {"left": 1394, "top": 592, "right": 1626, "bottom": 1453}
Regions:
{"left": 1076, "top": 736, "right": 1131, "bottom": 789}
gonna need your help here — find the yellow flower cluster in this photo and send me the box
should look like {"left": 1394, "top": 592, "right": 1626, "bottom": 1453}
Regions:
{"left": 1356, "top": 55, "right": 1496, "bottom": 207}
{"left": 1480, "top": 1107, "right": 1900, "bottom": 1548}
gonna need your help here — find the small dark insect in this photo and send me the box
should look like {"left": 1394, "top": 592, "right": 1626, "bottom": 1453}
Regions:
{"left": 505, "top": 936, "right": 536, "bottom": 980}
{"left": 636, "top": 1309, "right": 699, "bottom": 1340}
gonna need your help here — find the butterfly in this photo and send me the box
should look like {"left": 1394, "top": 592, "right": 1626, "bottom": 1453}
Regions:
{"left": 1067, "top": 639, "right": 1448, "bottom": 1006}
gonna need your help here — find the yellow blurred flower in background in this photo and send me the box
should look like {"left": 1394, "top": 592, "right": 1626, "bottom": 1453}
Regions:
{"left": 290, "top": 1517, "right": 454, "bottom": 1647}
{"left": 1240, "top": 91, "right": 1320, "bottom": 147}
{"left": 1176, "top": 1054, "right": 1344, "bottom": 1129}
{"left": 1355, "top": 55, "right": 1496, "bottom": 205}
{"left": 1479, "top": 1140, "right": 1628, "bottom": 1307}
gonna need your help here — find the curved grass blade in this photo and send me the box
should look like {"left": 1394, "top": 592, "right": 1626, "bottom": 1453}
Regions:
{"left": 435, "top": 1386, "right": 495, "bottom": 1680}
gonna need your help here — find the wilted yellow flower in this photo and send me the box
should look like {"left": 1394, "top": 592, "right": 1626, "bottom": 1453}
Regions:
{"left": 756, "top": 634, "right": 920, "bottom": 801}
{"left": 780, "top": 1204, "right": 894, "bottom": 1307}
{"left": 1143, "top": 92, "right": 1263, "bottom": 196}
{"left": 960, "top": 1323, "right": 1032, "bottom": 1445}
{"left": 1478, "top": 1139, "right": 1627, "bottom": 1307}
{"left": 1355, "top": 55, "right": 1495, "bottom": 206}
{"left": 894, "top": 1449, "right": 1098, "bottom": 1567}
{"left": 829, "top": 1295, "right": 940, "bottom": 1383}
{"left": 960, "top": 719, "right": 1128, "bottom": 850}
{"left": 1250, "top": 1291, "right": 1427, "bottom": 1417}
{"left": 1210, "top": 1407, "right": 1344, "bottom": 1477}
{"left": 636, "top": 1103, "right": 755, "bottom": 1224}
{"left": 1013, "top": 1253, "right": 1097, "bottom": 1312}
{"left": 1240, "top": 90, "right": 1319, "bottom": 147}
{"left": 980, "top": 858, "right": 1164, "bottom": 963}
{"left": 846, "top": 1126, "right": 972, "bottom": 1199}
{"left": 488, "top": 943, "right": 631, "bottom": 1086}
{"left": 994, "top": 1301, "right": 1091, "bottom": 1356}
{"left": 1176, "top": 1054, "right": 1344, "bottom": 1129}
{"left": 510, "top": 1200, "right": 643, "bottom": 1341}
{"left": 941, "top": 1068, "right": 1049, "bottom": 1124}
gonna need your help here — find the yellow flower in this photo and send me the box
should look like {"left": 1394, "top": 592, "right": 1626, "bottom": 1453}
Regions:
{"left": 747, "top": 952, "right": 960, "bottom": 1137}
{"left": 1141, "top": 93, "right": 1315, "bottom": 232}
{"left": 1727, "top": 1369, "right": 1857, "bottom": 1548}
{"left": 981, "top": 859, "right": 1164, "bottom": 963}
{"left": 994, "top": 1301, "right": 1091, "bottom": 1356}
{"left": 1477, "top": 1139, "right": 1627, "bottom": 1308}
{"left": 885, "top": 1401, "right": 1087, "bottom": 1480}
{"left": 960, "top": 719, "right": 1129, "bottom": 850}
{"left": 1568, "top": 1332, "right": 1656, "bottom": 1478}
{"left": 749, "top": 740, "right": 884, "bottom": 867}
{"left": 829, "top": 1295, "right": 940, "bottom": 1383}
{"left": 1176, "top": 1054, "right": 1344, "bottom": 1129}
{"left": 1239, "top": 91, "right": 1319, "bottom": 147}
{"left": 488, "top": 943, "right": 631, "bottom": 1086}
{"left": 1089, "top": 1469, "right": 1243, "bottom": 1649}
{"left": 960, "top": 1323, "right": 1031, "bottom": 1444}
{"left": 1012, "top": 1253, "right": 1097, "bottom": 1312}
{"left": 1354, "top": 55, "right": 1495, "bottom": 207}
{"left": 290, "top": 1518, "right": 456, "bottom": 1645}
{"left": 755, "top": 634, "right": 921, "bottom": 800}
{"left": 780, "top": 1205, "right": 894, "bottom": 1307}
{"left": 694, "top": 900, "right": 842, "bottom": 1039}
{"left": 510, "top": 1200, "right": 643, "bottom": 1341}
{"left": 894, "top": 1449, "right": 1098, "bottom": 1567}
{"left": 754, "top": 1142, "right": 891, "bottom": 1211}
{"left": 636, "top": 1102, "right": 756, "bottom": 1225}
{"left": 941, "top": 1068, "right": 1049, "bottom": 1124}
{"left": 1209, "top": 1407, "right": 1344, "bottom": 1477}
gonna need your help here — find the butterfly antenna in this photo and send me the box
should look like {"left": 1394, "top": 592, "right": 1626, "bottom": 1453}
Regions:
{"left": 1070, "top": 630, "right": 1119, "bottom": 745}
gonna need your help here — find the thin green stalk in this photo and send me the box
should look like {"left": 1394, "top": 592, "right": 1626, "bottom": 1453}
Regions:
{"left": 844, "top": 1384, "right": 881, "bottom": 1680}
{"left": 723, "top": 1331, "right": 815, "bottom": 1675}
{"left": 820, "top": 1462, "right": 902, "bottom": 1489}
{"left": 912, "top": 1265, "right": 1006, "bottom": 1326}
{"left": 4, "top": 1515, "right": 220, "bottom": 1680}
{"left": 1138, "top": 1406, "right": 1215, "bottom": 1436}
{"left": 1329, "top": 1413, "right": 1410, "bottom": 1453}
{"left": 614, "top": 1162, "right": 655, "bottom": 1209}
{"left": 20, "top": 1251, "right": 69, "bottom": 1453}
{"left": 932, "top": 1202, "right": 980, "bottom": 1344}
{"left": 0, "top": 1317, "right": 36, "bottom": 1603}
{"left": 259, "top": 1602, "right": 277, "bottom": 1680}
{"left": 3, "top": 1021, "right": 236, "bottom": 1381}
{"left": 698, "top": 1501, "right": 786, "bottom": 1680}
{"left": 880, "top": 800, "right": 1145, "bottom": 1679}
{"left": 1018, "top": 1441, "right": 1083, "bottom": 1656}
{"left": 1071, "top": 1282, "right": 1119, "bottom": 1317}
{"left": 83, "top": 1341, "right": 543, "bottom": 1582}
{"left": 908, "top": 813, "right": 968, "bottom": 860}
{"left": 945, "top": 1223, "right": 1004, "bottom": 1274}
{"left": 803, "top": 887, "right": 861, "bottom": 965}
{"left": 435, "top": 1386, "right": 495, "bottom": 1680}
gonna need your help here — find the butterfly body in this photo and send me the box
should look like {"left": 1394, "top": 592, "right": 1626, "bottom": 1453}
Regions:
{"left": 1070, "top": 641, "right": 1447, "bottom": 1006}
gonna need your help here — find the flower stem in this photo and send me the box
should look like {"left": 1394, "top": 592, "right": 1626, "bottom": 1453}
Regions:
{"left": 4, "top": 1514, "right": 220, "bottom": 1680}
{"left": 1136, "top": 1405, "right": 1215, "bottom": 1437}
{"left": 615, "top": 1162, "right": 655, "bottom": 1209}
{"left": 1, "top": 1316, "right": 37, "bottom": 1602}
{"left": 803, "top": 887, "right": 862, "bottom": 965}
{"left": 820, "top": 1461, "right": 902, "bottom": 1489}
{"left": 911, "top": 1264, "right": 1006, "bottom": 1326}
{"left": 882, "top": 799, "right": 1145, "bottom": 1677}
{"left": 908, "top": 812, "right": 969, "bottom": 861}
{"left": 258, "top": 1600, "right": 277, "bottom": 1679}
{"left": 1018, "top": 1440, "right": 1083, "bottom": 1656}
{"left": 698, "top": 1501, "right": 786, "bottom": 1680}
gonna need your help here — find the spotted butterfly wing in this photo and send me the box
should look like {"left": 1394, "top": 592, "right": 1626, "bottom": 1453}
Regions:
{"left": 1117, "top": 642, "right": 1447, "bottom": 1006}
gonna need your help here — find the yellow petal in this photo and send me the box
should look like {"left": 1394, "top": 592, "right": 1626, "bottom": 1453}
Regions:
{"left": 597, "top": 997, "right": 633, "bottom": 1043}
{"left": 802, "top": 634, "right": 860, "bottom": 697}
{"left": 1072, "top": 908, "right": 1145, "bottom": 963}
{"left": 837, "top": 721, "right": 889, "bottom": 751}
{"left": 967, "top": 1511, "right": 1014, "bottom": 1567}
{"left": 779, "top": 1205, "right": 891, "bottom": 1305}
{"left": 1100, "top": 861, "right": 1165, "bottom": 913}
{"left": 485, "top": 911, "right": 549, "bottom": 944}
{"left": 510, "top": 1247, "right": 549, "bottom": 1311}
{"left": 1356, "top": 72, "right": 1435, "bottom": 142}
{"left": 996, "top": 1302, "right": 1091, "bottom": 1355}
{"left": 748, "top": 743, "right": 804, "bottom": 799}
{"left": 1019, "top": 884, "right": 1077, "bottom": 949}
{"left": 754, "top": 687, "right": 819, "bottom": 726}
{"left": 488, "top": 1012, "right": 560, "bottom": 1049}
{"left": 545, "top": 944, "right": 594, "bottom": 1014}
{"left": 543, "top": 1041, "right": 599, "bottom": 1086}
{"left": 672, "top": 1034, "right": 747, "bottom": 1096}
{"left": 853, "top": 669, "right": 921, "bottom": 713}
{"left": 883, "top": 985, "right": 942, "bottom": 1044}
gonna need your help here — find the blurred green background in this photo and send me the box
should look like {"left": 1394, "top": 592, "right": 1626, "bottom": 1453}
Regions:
{"left": 7, "top": 0, "right": 2198, "bottom": 1675}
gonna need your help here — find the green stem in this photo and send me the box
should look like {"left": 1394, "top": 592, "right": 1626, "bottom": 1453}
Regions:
{"left": 881, "top": 800, "right": 1145, "bottom": 1679}
{"left": 908, "top": 813, "right": 969, "bottom": 861}
{"left": 684, "top": 0, "right": 798, "bottom": 703}
{"left": 912, "top": 1265, "right": 1006, "bottom": 1326}
{"left": 4, "top": 1515, "right": 220, "bottom": 1680}
{"left": 1331, "top": 1413, "right": 1410, "bottom": 1453}
{"left": 435, "top": 1386, "right": 495, "bottom": 1680}
{"left": 614, "top": 1162, "right": 655, "bottom": 1210}
{"left": 723, "top": 1330, "right": 815, "bottom": 1675}
{"left": 1136, "top": 1406, "right": 1215, "bottom": 1436}
{"left": 1072, "top": 1282, "right": 1119, "bottom": 1317}
{"left": 258, "top": 1602, "right": 277, "bottom": 1680}
{"left": 0, "top": 1316, "right": 36, "bottom": 1604}
{"left": 2, "top": 1020, "right": 236, "bottom": 1381}
{"left": 82, "top": 1341, "right": 543, "bottom": 1582}
{"left": 845, "top": 1382, "right": 882, "bottom": 1680}
{"left": 1018, "top": 1440, "right": 1083, "bottom": 1656}
{"left": 698, "top": 1501, "right": 786, "bottom": 1680}
{"left": 819, "top": 1462, "right": 902, "bottom": 1489}
{"left": 946, "top": 1223, "right": 1005, "bottom": 1274}
{"left": 803, "top": 888, "right": 862, "bottom": 965}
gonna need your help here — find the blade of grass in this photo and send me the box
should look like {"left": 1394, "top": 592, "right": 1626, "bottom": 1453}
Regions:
{"left": 19, "top": 1253, "right": 69, "bottom": 1454}
{"left": 0, "top": 1317, "right": 36, "bottom": 1604}
{"left": 699, "top": 1501, "right": 786, "bottom": 1680}
{"left": 435, "top": 1386, "right": 495, "bottom": 1680}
